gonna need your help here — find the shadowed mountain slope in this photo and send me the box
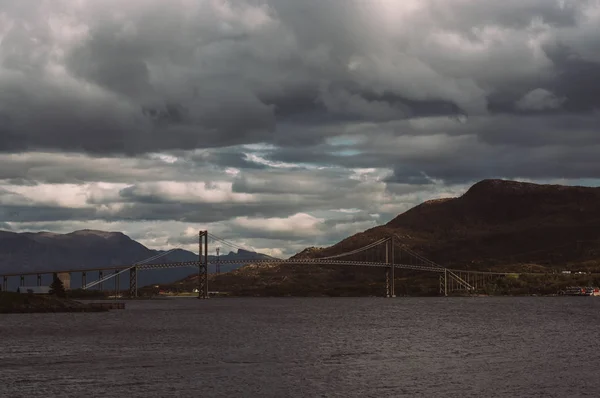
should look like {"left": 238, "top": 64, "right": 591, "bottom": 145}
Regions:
{"left": 299, "top": 179, "right": 600, "bottom": 270}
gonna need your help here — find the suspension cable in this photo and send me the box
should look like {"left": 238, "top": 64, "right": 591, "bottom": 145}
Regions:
{"left": 208, "top": 233, "right": 255, "bottom": 253}
{"left": 318, "top": 238, "right": 389, "bottom": 260}
{"left": 82, "top": 248, "right": 178, "bottom": 290}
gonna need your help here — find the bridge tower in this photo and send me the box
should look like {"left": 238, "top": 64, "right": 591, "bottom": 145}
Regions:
{"left": 385, "top": 236, "right": 396, "bottom": 298}
{"left": 198, "top": 230, "right": 209, "bottom": 299}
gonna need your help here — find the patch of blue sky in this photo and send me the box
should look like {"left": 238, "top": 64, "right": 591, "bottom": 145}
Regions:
{"left": 243, "top": 153, "right": 322, "bottom": 170}
{"left": 334, "top": 208, "right": 362, "bottom": 213}
{"left": 241, "top": 143, "right": 277, "bottom": 151}
{"left": 326, "top": 136, "right": 364, "bottom": 147}
{"left": 331, "top": 149, "right": 361, "bottom": 157}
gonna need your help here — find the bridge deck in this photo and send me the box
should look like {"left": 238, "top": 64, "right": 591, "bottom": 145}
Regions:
{"left": 2, "top": 258, "right": 519, "bottom": 278}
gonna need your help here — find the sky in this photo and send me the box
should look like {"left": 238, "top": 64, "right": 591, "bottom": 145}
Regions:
{"left": 1, "top": 0, "right": 600, "bottom": 257}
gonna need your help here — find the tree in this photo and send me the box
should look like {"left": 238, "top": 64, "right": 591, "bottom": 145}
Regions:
{"left": 49, "top": 275, "right": 66, "bottom": 298}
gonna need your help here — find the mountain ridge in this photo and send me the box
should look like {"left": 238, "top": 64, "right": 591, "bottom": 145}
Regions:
{"left": 303, "top": 179, "right": 600, "bottom": 269}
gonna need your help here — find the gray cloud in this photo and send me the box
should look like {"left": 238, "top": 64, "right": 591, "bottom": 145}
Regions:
{"left": 1, "top": 0, "right": 598, "bottom": 156}
{"left": 0, "top": 205, "right": 95, "bottom": 223}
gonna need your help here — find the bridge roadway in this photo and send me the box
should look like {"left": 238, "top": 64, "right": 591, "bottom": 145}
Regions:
{"left": 1, "top": 258, "right": 517, "bottom": 278}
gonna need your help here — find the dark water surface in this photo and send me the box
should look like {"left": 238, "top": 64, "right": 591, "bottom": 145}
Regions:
{"left": 1, "top": 297, "right": 600, "bottom": 397}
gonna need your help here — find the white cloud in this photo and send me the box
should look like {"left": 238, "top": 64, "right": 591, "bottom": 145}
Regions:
{"left": 232, "top": 212, "right": 324, "bottom": 236}
{"left": 7, "top": 184, "right": 90, "bottom": 208}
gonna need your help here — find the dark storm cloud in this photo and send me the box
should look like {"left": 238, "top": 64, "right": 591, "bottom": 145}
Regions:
{"left": 0, "top": 201, "right": 298, "bottom": 224}
{"left": 0, "top": 205, "right": 95, "bottom": 222}
{"left": 547, "top": 48, "right": 600, "bottom": 112}
{"left": 386, "top": 143, "right": 600, "bottom": 185}
{"left": 488, "top": 44, "right": 600, "bottom": 115}
{"left": 4, "top": 0, "right": 599, "bottom": 157}
{"left": 0, "top": 153, "right": 185, "bottom": 183}
{"left": 259, "top": 110, "right": 600, "bottom": 185}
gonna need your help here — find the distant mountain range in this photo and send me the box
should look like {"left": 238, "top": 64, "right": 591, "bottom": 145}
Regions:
{"left": 0, "top": 229, "right": 275, "bottom": 291}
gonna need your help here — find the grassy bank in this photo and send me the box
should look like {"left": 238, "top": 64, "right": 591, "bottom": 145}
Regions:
{"left": 0, "top": 292, "right": 108, "bottom": 313}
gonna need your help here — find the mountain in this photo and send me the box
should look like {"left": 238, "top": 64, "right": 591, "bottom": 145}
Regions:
{"left": 180, "top": 179, "right": 600, "bottom": 296}
{"left": 0, "top": 229, "right": 275, "bottom": 291}
{"left": 0, "top": 230, "right": 151, "bottom": 273}
{"left": 306, "top": 179, "right": 600, "bottom": 270}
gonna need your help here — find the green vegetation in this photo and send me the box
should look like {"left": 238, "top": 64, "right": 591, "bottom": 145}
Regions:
{"left": 475, "top": 273, "right": 600, "bottom": 296}
{"left": 49, "top": 276, "right": 66, "bottom": 298}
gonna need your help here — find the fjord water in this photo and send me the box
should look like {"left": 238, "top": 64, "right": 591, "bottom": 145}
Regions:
{"left": 1, "top": 298, "right": 599, "bottom": 397}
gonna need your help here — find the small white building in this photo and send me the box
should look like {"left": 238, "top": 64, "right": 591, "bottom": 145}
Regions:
{"left": 17, "top": 286, "right": 51, "bottom": 295}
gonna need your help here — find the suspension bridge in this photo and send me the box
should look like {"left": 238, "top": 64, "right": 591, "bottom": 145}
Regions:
{"left": 1, "top": 231, "right": 514, "bottom": 298}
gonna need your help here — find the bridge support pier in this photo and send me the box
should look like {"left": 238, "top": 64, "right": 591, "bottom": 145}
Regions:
{"left": 99, "top": 270, "right": 103, "bottom": 291}
{"left": 2, "top": 276, "right": 7, "bottom": 292}
{"left": 390, "top": 237, "right": 395, "bottom": 297}
{"left": 129, "top": 266, "right": 138, "bottom": 298}
{"left": 385, "top": 269, "right": 390, "bottom": 298}
{"left": 20, "top": 275, "right": 24, "bottom": 287}
{"left": 114, "top": 270, "right": 120, "bottom": 297}
{"left": 439, "top": 269, "right": 448, "bottom": 297}
{"left": 37, "top": 274, "right": 42, "bottom": 287}
{"left": 444, "top": 269, "right": 447, "bottom": 296}
{"left": 82, "top": 272, "right": 87, "bottom": 289}
{"left": 198, "top": 230, "right": 209, "bottom": 299}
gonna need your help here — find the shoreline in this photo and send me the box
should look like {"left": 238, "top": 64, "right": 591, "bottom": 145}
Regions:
{"left": 136, "top": 292, "right": 599, "bottom": 299}
{"left": 0, "top": 292, "right": 114, "bottom": 314}
{"left": 0, "top": 307, "right": 108, "bottom": 314}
